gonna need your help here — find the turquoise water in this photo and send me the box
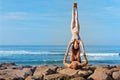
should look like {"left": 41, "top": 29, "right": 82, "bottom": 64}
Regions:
{"left": 0, "top": 45, "right": 120, "bottom": 66}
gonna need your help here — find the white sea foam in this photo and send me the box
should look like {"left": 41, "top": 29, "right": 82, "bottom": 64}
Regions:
{"left": 0, "top": 50, "right": 119, "bottom": 56}
{"left": 0, "top": 50, "right": 63, "bottom": 55}
{"left": 86, "top": 53, "right": 119, "bottom": 56}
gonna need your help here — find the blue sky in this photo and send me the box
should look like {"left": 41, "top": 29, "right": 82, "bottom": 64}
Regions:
{"left": 0, "top": 0, "right": 120, "bottom": 45}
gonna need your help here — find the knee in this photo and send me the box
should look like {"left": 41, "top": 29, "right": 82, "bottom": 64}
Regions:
{"left": 70, "top": 57, "right": 74, "bottom": 62}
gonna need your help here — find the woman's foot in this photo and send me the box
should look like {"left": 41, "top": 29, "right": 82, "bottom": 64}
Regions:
{"left": 73, "top": 3, "right": 77, "bottom": 8}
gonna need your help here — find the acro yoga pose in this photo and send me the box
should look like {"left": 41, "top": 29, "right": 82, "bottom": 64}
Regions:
{"left": 63, "top": 45, "right": 88, "bottom": 69}
{"left": 65, "top": 3, "right": 85, "bottom": 63}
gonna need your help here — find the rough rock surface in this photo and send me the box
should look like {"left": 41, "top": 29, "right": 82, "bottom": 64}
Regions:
{"left": 112, "top": 71, "right": 120, "bottom": 80}
{"left": 0, "top": 62, "right": 120, "bottom": 80}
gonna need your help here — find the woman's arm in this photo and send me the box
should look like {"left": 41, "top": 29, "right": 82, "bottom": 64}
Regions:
{"left": 78, "top": 39, "right": 85, "bottom": 55}
{"left": 65, "top": 40, "right": 73, "bottom": 56}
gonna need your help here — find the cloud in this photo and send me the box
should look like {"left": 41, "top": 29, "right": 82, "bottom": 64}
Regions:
{"left": 103, "top": 6, "right": 120, "bottom": 17}
{"left": 0, "top": 12, "right": 27, "bottom": 20}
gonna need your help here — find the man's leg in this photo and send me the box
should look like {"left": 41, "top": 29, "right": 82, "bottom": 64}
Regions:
{"left": 76, "top": 49, "right": 81, "bottom": 63}
{"left": 70, "top": 48, "right": 75, "bottom": 62}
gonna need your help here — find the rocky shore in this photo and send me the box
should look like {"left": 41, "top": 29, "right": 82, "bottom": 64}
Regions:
{"left": 0, "top": 62, "right": 120, "bottom": 80}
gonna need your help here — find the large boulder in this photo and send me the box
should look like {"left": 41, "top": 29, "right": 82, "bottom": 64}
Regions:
{"left": 116, "top": 65, "right": 120, "bottom": 70}
{"left": 70, "top": 77, "right": 86, "bottom": 80}
{"left": 33, "top": 65, "right": 58, "bottom": 79}
{"left": 78, "top": 70, "right": 93, "bottom": 78}
{"left": 25, "top": 76, "right": 34, "bottom": 80}
{"left": 58, "top": 68, "right": 79, "bottom": 77}
{"left": 88, "top": 68, "right": 112, "bottom": 80}
{"left": 0, "top": 62, "right": 16, "bottom": 67}
{"left": 0, "top": 68, "right": 33, "bottom": 80}
{"left": 45, "top": 73, "right": 69, "bottom": 80}
{"left": 0, "top": 62, "right": 16, "bottom": 70}
{"left": 112, "top": 71, "right": 120, "bottom": 80}
{"left": 25, "top": 75, "right": 43, "bottom": 80}
{"left": 82, "top": 64, "right": 96, "bottom": 71}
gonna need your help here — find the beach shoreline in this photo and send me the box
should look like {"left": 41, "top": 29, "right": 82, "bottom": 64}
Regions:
{"left": 0, "top": 62, "right": 120, "bottom": 80}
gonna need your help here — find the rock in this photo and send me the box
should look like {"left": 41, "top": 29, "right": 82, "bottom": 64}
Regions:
{"left": 58, "top": 68, "right": 79, "bottom": 77}
{"left": 0, "top": 74, "right": 24, "bottom": 80}
{"left": 57, "top": 66, "right": 66, "bottom": 72}
{"left": 0, "top": 78, "right": 5, "bottom": 80}
{"left": 78, "top": 70, "right": 89, "bottom": 77}
{"left": 0, "top": 68, "right": 33, "bottom": 80}
{"left": 96, "top": 65, "right": 110, "bottom": 70}
{"left": 78, "top": 70, "right": 93, "bottom": 78}
{"left": 112, "top": 71, "right": 120, "bottom": 80}
{"left": 117, "top": 65, "right": 120, "bottom": 70}
{"left": 88, "top": 69, "right": 112, "bottom": 80}
{"left": 33, "top": 65, "right": 57, "bottom": 79}
{"left": 22, "top": 68, "right": 34, "bottom": 77}
{"left": 47, "top": 65, "right": 59, "bottom": 72}
{"left": 0, "top": 62, "right": 16, "bottom": 67}
{"left": 110, "top": 67, "right": 119, "bottom": 72}
{"left": 22, "top": 65, "right": 32, "bottom": 68}
{"left": 0, "top": 62, "right": 16, "bottom": 70}
{"left": 45, "top": 73, "right": 69, "bottom": 80}
{"left": 33, "top": 74, "right": 44, "bottom": 80}
{"left": 70, "top": 77, "right": 86, "bottom": 80}
{"left": 0, "top": 66, "right": 7, "bottom": 70}
{"left": 0, "top": 62, "right": 120, "bottom": 80}
{"left": 25, "top": 76, "right": 35, "bottom": 80}
{"left": 82, "top": 64, "right": 96, "bottom": 71}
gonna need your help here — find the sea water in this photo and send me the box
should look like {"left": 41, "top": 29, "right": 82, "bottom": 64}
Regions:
{"left": 0, "top": 45, "right": 120, "bottom": 66}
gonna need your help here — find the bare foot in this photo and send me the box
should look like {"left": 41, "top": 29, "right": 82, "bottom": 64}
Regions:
{"left": 73, "top": 3, "right": 77, "bottom": 8}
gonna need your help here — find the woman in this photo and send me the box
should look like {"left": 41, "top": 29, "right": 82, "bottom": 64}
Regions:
{"left": 71, "top": 3, "right": 80, "bottom": 40}
{"left": 66, "top": 3, "right": 85, "bottom": 65}
{"left": 65, "top": 3, "right": 85, "bottom": 63}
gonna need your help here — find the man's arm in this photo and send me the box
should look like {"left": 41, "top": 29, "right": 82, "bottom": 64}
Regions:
{"left": 63, "top": 40, "right": 73, "bottom": 68}
{"left": 78, "top": 54, "right": 88, "bottom": 67}
{"left": 63, "top": 52, "right": 71, "bottom": 68}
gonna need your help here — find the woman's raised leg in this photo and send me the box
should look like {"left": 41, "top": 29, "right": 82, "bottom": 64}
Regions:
{"left": 71, "top": 3, "right": 76, "bottom": 32}
{"left": 75, "top": 6, "right": 80, "bottom": 33}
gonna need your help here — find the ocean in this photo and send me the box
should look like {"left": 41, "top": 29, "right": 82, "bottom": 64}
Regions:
{"left": 0, "top": 45, "right": 120, "bottom": 66}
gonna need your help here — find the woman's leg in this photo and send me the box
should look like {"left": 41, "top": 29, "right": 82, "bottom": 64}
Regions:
{"left": 75, "top": 6, "right": 80, "bottom": 33}
{"left": 71, "top": 3, "right": 75, "bottom": 32}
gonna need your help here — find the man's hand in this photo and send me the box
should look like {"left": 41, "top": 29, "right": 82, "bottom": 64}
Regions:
{"left": 63, "top": 53, "right": 68, "bottom": 63}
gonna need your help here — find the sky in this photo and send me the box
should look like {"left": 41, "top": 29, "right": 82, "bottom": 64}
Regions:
{"left": 0, "top": 0, "right": 120, "bottom": 46}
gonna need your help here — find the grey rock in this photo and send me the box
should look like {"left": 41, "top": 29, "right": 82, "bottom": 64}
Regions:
{"left": 112, "top": 71, "right": 120, "bottom": 80}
